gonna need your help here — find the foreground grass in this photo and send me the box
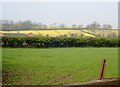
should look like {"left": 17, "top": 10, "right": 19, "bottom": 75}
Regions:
{"left": 2, "top": 48, "right": 118, "bottom": 85}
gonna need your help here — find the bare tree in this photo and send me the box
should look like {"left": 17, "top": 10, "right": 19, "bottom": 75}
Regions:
{"left": 102, "top": 24, "right": 112, "bottom": 29}
{"left": 86, "top": 25, "right": 91, "bottom": 28}
{"left": 72, "top": 24, "right": 77, "bottom": 29}
{"left": 22, "top": 20, "right": 33, "bottom": 29}
{"left": 78, "top": 25, "right": 83, "bottom": 28}
{"left": 90, "top": 21, "right": 101, "bottom": 28}
{"left": 59, "top": 24, "right": 65, "bottom": 29}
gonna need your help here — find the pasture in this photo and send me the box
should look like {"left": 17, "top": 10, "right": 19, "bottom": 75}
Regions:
{"left": 2, "top": 48, "right": 118, "bottom": 85}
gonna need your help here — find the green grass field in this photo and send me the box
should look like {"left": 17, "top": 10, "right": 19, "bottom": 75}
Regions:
{"left": 2, "top": 48, "right": 118, "bottom": 85}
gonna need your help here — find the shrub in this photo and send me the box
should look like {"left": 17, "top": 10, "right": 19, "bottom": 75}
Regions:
{"left": 1, "top": 36, "right": 119, "bottom": 48}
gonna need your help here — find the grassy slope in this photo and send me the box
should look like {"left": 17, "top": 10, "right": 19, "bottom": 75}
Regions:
{"left": 2, "top": 48, "right": 118, "bottom": 85}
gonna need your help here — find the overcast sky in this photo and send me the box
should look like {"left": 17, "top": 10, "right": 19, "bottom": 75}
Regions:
{"left": 1, "top": 1, "right": 118, "bottom": 28}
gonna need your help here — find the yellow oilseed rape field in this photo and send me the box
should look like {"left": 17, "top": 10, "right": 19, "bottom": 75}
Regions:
{"left": 0, "top": 30, "right": 95, "bottom": 37}
{"left": 0, "top": 29, "right": 118, "bottom": 37}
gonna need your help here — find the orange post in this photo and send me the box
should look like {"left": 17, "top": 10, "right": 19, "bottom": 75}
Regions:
{"left": 99, "top": 59, "right": 106, "bottom": 80}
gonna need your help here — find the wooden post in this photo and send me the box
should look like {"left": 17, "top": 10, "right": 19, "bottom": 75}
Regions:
{"left": 99, "top": 59, "right": 106, "bottom": 80}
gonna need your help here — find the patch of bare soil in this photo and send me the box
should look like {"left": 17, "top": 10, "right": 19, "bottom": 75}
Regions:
{"left": 67, "top": 78, "right": 119, "bottom": 86}
{"left": 2, "top": 70, "right": 15, "bottom": 85}
{"left": 46, "top": 74, "right": 73, "bottom": 85}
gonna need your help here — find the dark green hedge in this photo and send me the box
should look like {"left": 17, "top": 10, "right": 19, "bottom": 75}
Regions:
{"left": 1, "top": 36, "right": 119, "bottom": 48}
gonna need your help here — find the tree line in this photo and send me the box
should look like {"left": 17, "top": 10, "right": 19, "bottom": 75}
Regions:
{"left": 0, "top": 20, "right": 113, "bottom": 30}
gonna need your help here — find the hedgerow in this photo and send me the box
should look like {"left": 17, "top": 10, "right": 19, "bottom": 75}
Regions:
{"left": 1, "top": 36, "right": 119, "bottom": 48}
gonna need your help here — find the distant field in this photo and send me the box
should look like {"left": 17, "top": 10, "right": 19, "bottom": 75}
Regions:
{"left": 0, "top": 30, "right": 95, "bottom": 37}
{"left": 2, "top": 48, "right": 118, "bottom": 85}
{"left": 0, "top": 29, "right": 118, "bottom": 37}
